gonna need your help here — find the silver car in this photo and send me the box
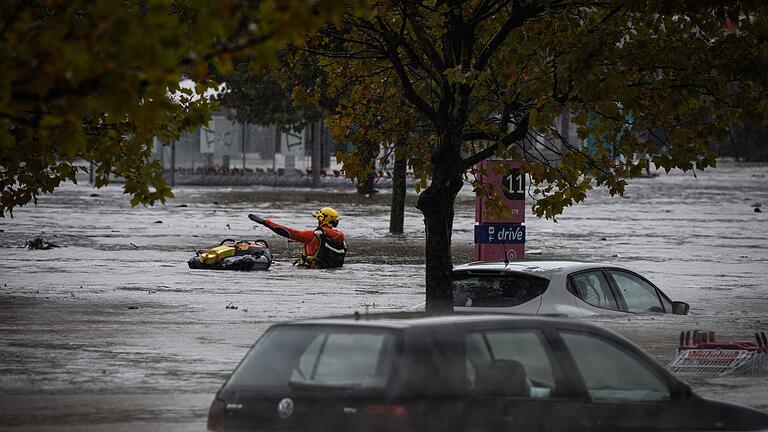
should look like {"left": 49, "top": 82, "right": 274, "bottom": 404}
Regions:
{"left": 413, "top": 261, "right": 690, "bottom": 317}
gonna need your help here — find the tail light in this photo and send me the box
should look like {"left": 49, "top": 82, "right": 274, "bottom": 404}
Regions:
{"left": 361, "top": 404, "right": 414, "bottom": 432}
{"left": 207, "top": 399, "right": 226, "bottom": 432}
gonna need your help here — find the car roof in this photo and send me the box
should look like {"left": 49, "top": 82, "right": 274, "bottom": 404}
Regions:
{"left": 275, "top": 312, "right": 611, "bottom": 334}
{"left": 453, "top": 260, "right": 631, "bottom": 277}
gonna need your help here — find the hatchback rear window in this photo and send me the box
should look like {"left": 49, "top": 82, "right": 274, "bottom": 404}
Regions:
{"left": 452, "top": 272, "right": 549, "bottom": 307}
{"left": 224, "top": 326, "right": 400, "bottom": 392}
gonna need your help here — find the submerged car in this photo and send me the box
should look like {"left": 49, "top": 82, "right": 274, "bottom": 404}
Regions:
{"left": 208, "top": 314, "right": 768, "bottom": 432}
{"left": 413, "top": 261, "right": 690, "bottom": 317}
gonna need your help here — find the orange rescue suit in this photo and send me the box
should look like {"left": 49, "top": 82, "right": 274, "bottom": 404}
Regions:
{"left": 262, "top": 219, "right": 346, "bottom": 269}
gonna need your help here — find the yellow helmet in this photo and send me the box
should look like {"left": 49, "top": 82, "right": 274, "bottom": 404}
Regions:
{"left": 312, "top": 207, "right": 340, "bottom": 227}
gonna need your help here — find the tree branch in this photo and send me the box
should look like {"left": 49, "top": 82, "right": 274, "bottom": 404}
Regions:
{"left": 374, "top": 15, "right": 440, "bottom": 125}
{"left": 402, "top": 3, "right": 447, "bottom": 72}
{"left": 474, "top": 3, "right": 543, "bottom": 72}
{"left": 461, "top": 130, "right": 500, "bottom": 141}
{"left": 462, "top": 113, "right": 529, "bottom": 169}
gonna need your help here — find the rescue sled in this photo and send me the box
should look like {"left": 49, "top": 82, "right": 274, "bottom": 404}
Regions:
{"left": 188, "top": 239, "right": 272, "bottom": 271}
{"left": 667, "top": 330, "right": 768, "bottom": 377}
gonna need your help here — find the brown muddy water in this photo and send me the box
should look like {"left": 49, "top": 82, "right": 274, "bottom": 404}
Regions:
{"left": 0, "top": 160, "right": 767, "bottom": 431}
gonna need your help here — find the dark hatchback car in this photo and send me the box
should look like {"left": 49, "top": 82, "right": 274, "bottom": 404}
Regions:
{"left": 208, "top": 314, "right": 768, "bottom": 432}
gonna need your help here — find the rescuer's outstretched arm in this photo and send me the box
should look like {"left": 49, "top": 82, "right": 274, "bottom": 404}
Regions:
{"left": 249, "top": 214, "right": 316, "bottom": 242}
{"left": 255, "top": 221, "right": 313, "bottom": 244}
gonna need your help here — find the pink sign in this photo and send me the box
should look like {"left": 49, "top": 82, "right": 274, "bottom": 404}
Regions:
{"left": 474, "top": 160, "right": 525, "bottom": 224}
{"left": 475, "top": 160, "right": 525, "bottom": 261}
{"left": 476, "top": 242, "right": 525, "bottom": 262}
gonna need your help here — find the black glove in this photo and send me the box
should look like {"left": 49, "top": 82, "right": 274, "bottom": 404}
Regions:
{"left": 248, "top": 214, "right": 265, "bottom": 224}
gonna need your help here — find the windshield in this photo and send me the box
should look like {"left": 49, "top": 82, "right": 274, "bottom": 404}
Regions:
{"left": 452, "top": 272, "right": 550, "bottom": 307}
{"left": 223, "top": 325, "right": 401, "bottom": 392}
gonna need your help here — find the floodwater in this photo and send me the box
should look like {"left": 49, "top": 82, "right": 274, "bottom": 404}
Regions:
{"left": 0, "top": 160, "right": 766, "bottom": 431}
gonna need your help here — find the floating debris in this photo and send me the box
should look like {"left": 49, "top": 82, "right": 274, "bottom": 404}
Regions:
{"left": 25, "top": 237, "right": 59, "bottom": 250}
{"left": 226, "top": 301, "right": 238, "bottom": 310}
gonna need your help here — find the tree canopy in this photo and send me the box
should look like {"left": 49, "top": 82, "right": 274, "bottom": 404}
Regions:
{"left": 296, "top": 0, "right": 768, "bottom": 310}
{"left": 1, "top": 0, "right": 363, "bottom": 216}
{"left": 4, "top": 0, "right": 767, "bottom": 311}
{"left": 213, "top": 59, "right": 322, "bottom": 130}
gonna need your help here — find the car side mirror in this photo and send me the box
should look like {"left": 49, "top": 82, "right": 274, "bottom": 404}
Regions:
{"left": 672, "top": 382, "right": 693, "bottom": 400}
{"left": 672, "top": 301, "right": 690, "bottom": 315}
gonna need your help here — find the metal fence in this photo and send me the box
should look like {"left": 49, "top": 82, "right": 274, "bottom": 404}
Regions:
{"left": 667, "top": 330, "right": 768, "bottom": 377}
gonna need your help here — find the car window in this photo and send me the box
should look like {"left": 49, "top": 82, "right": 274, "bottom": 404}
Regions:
{"left": 560, "top": 331, "right": 671, "bottom": 402}
{"left": 224, "top": 326, "right": 399, "bottom": 391}
{"left": 452, "top": 273, "right": 549, "bottom": 307}
{"left": 570, "top": 271, "right": 619, "bottom": 310}
{"left": 295, "top": 332, "right": 396, "bottom": 387}
{"left": 466, "top": 330, "right": 555, "bottom": 399}
{"left": 608, "top": 270, "right": 664, "bottom": 313}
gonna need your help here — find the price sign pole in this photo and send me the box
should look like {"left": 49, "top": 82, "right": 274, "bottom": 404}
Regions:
{"left": 474, "top": 160, "right": 526, "bottom": 261}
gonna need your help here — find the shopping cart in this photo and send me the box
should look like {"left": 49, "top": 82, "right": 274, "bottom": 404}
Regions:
{"left": 667, "top": 330, "right": 768, "bottom": 377}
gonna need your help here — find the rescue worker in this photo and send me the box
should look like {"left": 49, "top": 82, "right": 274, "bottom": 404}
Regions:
{"left": 248, "top": 207, "right": 347, "bottom": 269}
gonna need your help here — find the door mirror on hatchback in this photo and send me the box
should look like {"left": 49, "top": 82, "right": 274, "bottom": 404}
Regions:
{"left": 671, "top": 382, "right": 693, "bottom": 400}
{"left": 672, "top": 301, "right": 690, "bottom": 315}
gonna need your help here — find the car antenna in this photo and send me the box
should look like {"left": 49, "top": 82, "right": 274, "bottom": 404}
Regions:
{"left": 503, "top": 243, "right": 511, "bottom": 268}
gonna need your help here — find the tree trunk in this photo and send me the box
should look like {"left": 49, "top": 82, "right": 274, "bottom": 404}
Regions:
{"left": 417, "top": 134, "right": 464, "bottom": 313}
{"left": 389, "top": 143, "right": 407, "bottom": 235}
{"left": 357, "top": 139, "right": 377, "bottom": 195}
